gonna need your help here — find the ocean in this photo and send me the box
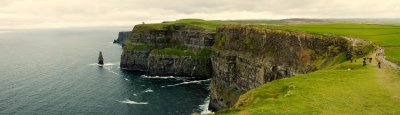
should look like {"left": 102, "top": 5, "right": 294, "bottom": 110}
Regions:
{"left": 0, "top": 28, "right": 210, "bottom": 115}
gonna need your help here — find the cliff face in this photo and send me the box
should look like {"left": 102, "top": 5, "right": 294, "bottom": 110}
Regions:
{"left": 209, "top": 25, "right": 353, "bottom": 110}
{"left": 113, "top": 31, "right": 132, "bottom": 44}
{"left": 120, "top": 24, "right": 214, "bottom": 78}
{"left": 119, "top": 23, "right": 372, "bottom": 112}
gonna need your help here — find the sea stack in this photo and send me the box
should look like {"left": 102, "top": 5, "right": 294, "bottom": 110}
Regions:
{"left": 98, "top": 51, "right": 104, "bottom": 65}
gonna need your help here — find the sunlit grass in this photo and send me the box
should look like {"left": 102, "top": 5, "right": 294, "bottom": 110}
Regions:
{"left": 218, "top": 61, "right": 400, "bottom": 114}
{"left": 266, "top": 23, "right": 400, "bottom": 63}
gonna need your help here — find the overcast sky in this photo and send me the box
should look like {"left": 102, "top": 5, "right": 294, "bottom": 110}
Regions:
{"left": 1, "top": 0, "right": 399, "bottom": 30}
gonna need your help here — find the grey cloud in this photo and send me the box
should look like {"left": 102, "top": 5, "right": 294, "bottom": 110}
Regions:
{"left": 0, "top": 0, "right": 399, "bottom": 29}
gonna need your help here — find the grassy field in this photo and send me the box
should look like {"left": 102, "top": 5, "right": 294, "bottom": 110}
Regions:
{"left": 138, "top": 21, "right": 400, "bottom": 64}
{"left": 265, "top": 23, "right": 400, "bottom": 63}
{"left": 218, "top": 59, "right": 400, "bottom": 114}
{"left": 134, "top": 19, "right": 224, "bottom": 32}
{"left": 150, "top": 45, "right": 212, "bottom": 58}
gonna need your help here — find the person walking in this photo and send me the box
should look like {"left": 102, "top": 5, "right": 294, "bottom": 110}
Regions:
{"left": 363, "top": 60, "right": 367, "bottom": 66}
{"left": 378, "top": 61, "right": 381, "bottom": 68}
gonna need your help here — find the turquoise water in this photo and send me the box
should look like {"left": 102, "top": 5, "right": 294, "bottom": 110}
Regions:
{"left": 0, "top": 28, "right": 210, "bottom": 115}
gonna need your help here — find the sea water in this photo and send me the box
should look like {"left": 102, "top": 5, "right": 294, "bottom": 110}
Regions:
{"left": 0, "top": 28, "right": 210, "bottom": 115}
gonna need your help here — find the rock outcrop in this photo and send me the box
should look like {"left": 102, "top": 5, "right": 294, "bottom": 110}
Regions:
{"left": 113, "top": 31, "right": 132, "bottom": 44}
{"left": 120, "top": 24, "right": 214, "bottom": 78}
{"left": 208, "top": 25, "right": 358, "bottom": 110}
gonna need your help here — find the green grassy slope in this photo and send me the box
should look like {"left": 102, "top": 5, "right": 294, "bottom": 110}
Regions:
{"left": 143, "top": 21, "right": 400, "bottom": 63}
{"left": 218, "top": 60, "right": 400, "bottom": 115}
{"left": 265, "top": 23, "right": 400, "bottom": 63}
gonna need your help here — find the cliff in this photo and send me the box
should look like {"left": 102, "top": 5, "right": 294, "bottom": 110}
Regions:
{"left": 119, "top": 21, "right": 373, "bottom": 112}
{"left": 120, "top": 23, "right": 215, "bottom": 78}
{"left": 208, "top": 25, "right": 361, "bottom": 110}
{"left": 113, "top": 31, "right": 132, "bottom": 44}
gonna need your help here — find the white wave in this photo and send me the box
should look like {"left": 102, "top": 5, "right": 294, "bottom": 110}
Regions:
{"left": 103, "top": 62, "right": 118, "bottom": 66}
{"left": 116, "top": 99, "right": 148, "bottom": 105}
{"left": 88, "top": 63, "right": 100, "bottom": 66}
{"left": 161, "top": 79, "right": 210, "bottom": 87}
{"left": 200, "top": 96, "right": 213, "bottom": 115}
{"left": 103, "top": 66, "right": 120, "bottom": 76}
{"left": 143, "top": 88, "right": 154, "bottom": 93}
{"left": 140, "top": 75, "right": 197, "bottom": 80}
{"left": 141, "top": 75, "right": 175, "bottom": 79}
{"left": 123, "top": 78, "right": 129, "bottom": 81}
{"left": 133, "top": 94, "right": 137, "bottom": 96}
{"left": 88, "top": 62, "right": 119, "bottom": 66}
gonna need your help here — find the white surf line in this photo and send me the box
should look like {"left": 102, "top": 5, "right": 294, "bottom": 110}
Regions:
{"left": 123, "top": 78, "right": 129, "bottom": 81}
{"left": 161, "top": 79, "right": 211, "bottom": 88}
{"left": 116, "top": 99, "right": 148, "bottom": 105}
{"left": 89, "top": 62, "right": 122, "bottom": 76}
{"left": 200, "top": 96, "right": 213, "bottom": 115}
{"left": 140, "top": 75, "right": 197, "bottom": 79}
{"left": 104, "top": 66, "right": 121, "bottom": 76}
{"left": 88, "top": 62, "right": 119, "bottom": 66}
{"left": 140, "top": 75, "right": 175, "bottom": 79}
{"left": 143, "top": 88, "right": 154, "bottom": 93}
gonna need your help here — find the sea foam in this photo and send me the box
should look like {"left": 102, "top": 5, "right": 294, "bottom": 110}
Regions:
{"left": 161, "top": 79, "right": 210, "bottom": 87}
{"left": 116, "top": 99, "right": 148, "bottom": 105}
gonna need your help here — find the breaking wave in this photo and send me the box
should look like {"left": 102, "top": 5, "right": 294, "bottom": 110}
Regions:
{"left": 123, "top": 78, "right": 129, "bottom": 81}
{"left": 161, "top": 79, "right": 210, "bottom": 88}
{"left": 88, "top": 62, "right": 118, "bottom": 66}
{"left": 116, "top": 99, "right": 148, "bottom": 105}
{"left": 143, "top": 88, "right": 154, "bottom": 93}
{"left": 199, "top": 96, "right": 212, "bottom": 115}
{"left": 140, "top": 75, "right": 196, "bottom": 80}
{"left": 104, "top": 65, "right": 120, "bottom": 76}
{"left": 140, "top": 75, "right": 175, "bottom": 79}
{"left": 89, "top": 62, "right": 121, "bottom": 76}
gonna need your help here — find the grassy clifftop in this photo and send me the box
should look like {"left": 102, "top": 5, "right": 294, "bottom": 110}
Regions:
{"left": 215, "top": 23, "right": 400, "bottom": 114}
{"left": 133, "top": 19, "right": 223, "bottom": 32}
{"left": 218, "top": 60, "right": 400, "bottom": 114}
{"left": 265, "top": 23, "right": 400, "bottom": 64}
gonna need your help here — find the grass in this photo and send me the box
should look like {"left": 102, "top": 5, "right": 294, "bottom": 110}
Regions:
{"left": 385, "top": 47, "right": 400, "bottom": 64}
{"left": 265, "top": 23, "right": 400, "bottom": 63}
{"left": 134, "top": 19, "right": 225, "bottom": 32}
{"left": 218, "top": 60, "right": 400, "bottom": 114}
{"left": 151, "top": 45, "right": 212, "bottom": 58}
{"left": 122, "top": 40, "right": 149, "bottom": 51}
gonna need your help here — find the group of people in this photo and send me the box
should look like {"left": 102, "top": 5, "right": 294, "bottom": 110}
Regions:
{"left": 348, "top": 48, "right": 385, "bottom": 68}
{"left": 350, "top": 57, "right": 381, "bottom": 68}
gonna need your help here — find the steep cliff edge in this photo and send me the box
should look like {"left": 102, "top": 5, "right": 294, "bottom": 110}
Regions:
{"left": 208, "top": 25, "right": 367, "bottom": 110}
{"left": 119, "top": 21, "right": 373, "bottom": 112}
{"left": 113, "top": 31, "right": 132, "bottom": 44}
{"left": 120, "top": 23, "right": 215, "bottom": 78}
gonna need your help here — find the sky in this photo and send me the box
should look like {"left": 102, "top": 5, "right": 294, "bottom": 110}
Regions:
{"left": 1, "top": 0, "right": 400, "bottom": 30}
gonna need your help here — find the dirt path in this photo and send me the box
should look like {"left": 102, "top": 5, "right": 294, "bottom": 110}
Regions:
{"left": 371, "top": 50, "right": 400, "bottom": 100}
{"left": 375, "top": 47, "right": 400, "bottom": 70}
